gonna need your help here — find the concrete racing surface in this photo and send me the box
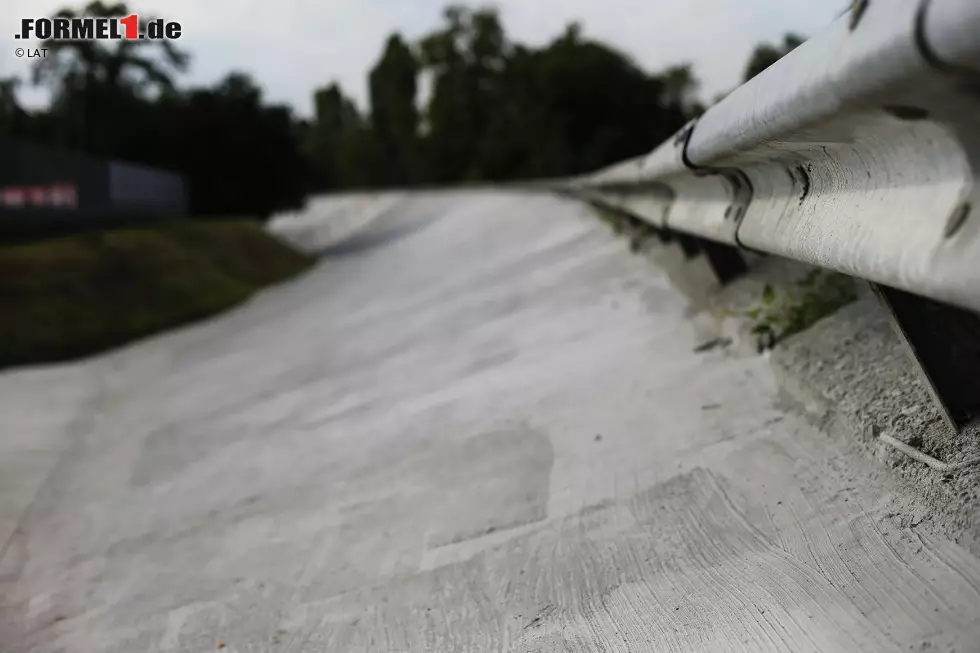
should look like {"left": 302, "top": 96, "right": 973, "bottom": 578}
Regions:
{"left": 3, "top": 192, "right": 980, "bottom": 652}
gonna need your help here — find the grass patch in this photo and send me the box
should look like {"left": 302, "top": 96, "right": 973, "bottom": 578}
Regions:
{"left": 0, "top": 220, "right": 314, "bottom": 369}
{"left": 596, "top": 207, "right": 628, "bottom": 234}
{"left": 744, "top": 269, "right": 859, "bottom": 350}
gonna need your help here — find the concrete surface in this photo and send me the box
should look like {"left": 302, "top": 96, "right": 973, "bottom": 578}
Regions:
{"left": 770, "top": 293, "right": 980, "bottom": 555}
{"left": 3, "top": 192, "right": 980, "bottom": 652}
{"left": 636, "top": 234, "right": 980, "bottom": 564}
{"left": 267, "top": 193, "right": 405, "bottom": 254}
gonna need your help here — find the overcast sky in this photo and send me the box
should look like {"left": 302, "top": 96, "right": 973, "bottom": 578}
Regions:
{"left": 2, "top": 0, "right": 845, "bottom": 117}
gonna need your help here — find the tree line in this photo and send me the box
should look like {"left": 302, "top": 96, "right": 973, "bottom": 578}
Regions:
{"left": 0, "top": 2, "right": 802, "bottom": 218}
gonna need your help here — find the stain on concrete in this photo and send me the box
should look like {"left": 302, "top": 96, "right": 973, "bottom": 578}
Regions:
{"left": 424, "top": 425, "right": 553, "bottom": 549}
{"left": 129, "top": 425, "right": 208, "bottom": 489}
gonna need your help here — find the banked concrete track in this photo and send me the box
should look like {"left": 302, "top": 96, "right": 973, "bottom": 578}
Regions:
{"left": 2, "top": 192, "right": 980, "bottom": 652}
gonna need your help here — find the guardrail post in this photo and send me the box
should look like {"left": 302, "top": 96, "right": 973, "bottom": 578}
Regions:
{"left": 676, "top": 234, "right": 700, "bottom": 259}
{"left": 671, "top": 235, "right": 748, "bottom": 286}
{"left": 699, "top": 240, "right": 749, "bottom": 286}
{"left": 871, "top": 284, "right": 980, "bottom": 434}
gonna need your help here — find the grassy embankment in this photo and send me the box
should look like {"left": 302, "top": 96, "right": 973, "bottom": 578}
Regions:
{"left": 0, "top": 220, "right": 314, "bottom": 369}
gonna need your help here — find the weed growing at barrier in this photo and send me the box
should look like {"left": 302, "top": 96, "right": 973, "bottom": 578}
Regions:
{"left": 596, "top": 207, "right": 626, "bottom": 234}
{"left": 745, "top": 269, "right": 859, "bottom": 350}
{"left": 594, "top": 207, "right": 658, "bottom": 252}
{"left": 591, "top": 203, "right": 857, "bottom": 350}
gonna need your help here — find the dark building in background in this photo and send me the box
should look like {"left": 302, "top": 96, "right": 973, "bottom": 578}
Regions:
{"left": 0, "top": 138, "right": 186, "bottom": 236}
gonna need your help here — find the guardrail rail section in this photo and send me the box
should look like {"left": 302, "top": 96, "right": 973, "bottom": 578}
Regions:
{"left": 561, "top": 0, "right": 980, "bottom": 433}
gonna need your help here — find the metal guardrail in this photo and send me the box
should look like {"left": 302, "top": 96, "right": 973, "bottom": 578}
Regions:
{"left": 561, "top": 0, "right": 980, "bottom": 434}
{"left": 567, "top": 0, "right": 980, "bottom": 315}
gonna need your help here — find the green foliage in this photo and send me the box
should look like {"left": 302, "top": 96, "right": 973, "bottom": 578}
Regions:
{"left": 661, "top": 64, "right": 703, "bottom": 116}
{"left": 165, "top": 73, "right": 310, "bottom": 218}
{"left": 418, "top": 6, "right": 510, "bottom": 182}
{"left": 596, "top": 208, "right": 626, "bottom": 234}
{"left": 368, "top": 35, "right": 420, "bottom": 186}
{"left": 743, "top": 34, "right": 804, "bottom": 82}
{"left": 32, "top": 2, "right": 188, "bottom": 95}
{"left": 304, "top": 83, "right": 367, "bottom": 190}
{"left": 504, "top": 26, "right": 687, "bottom": 178}
{"left": 303, "top": 6, "right": 692, "bottom": 189}
{"left": 744, "top": 269, "right": 859, "bottom": 350}
{"left": 4, "top": 2, "right": 309, "bottom": 218}
{"left": 1, "top": 1, "right": 807, "bottom": 211}
{"left": 0, "top": 220, "right": 313, "bottom": 368}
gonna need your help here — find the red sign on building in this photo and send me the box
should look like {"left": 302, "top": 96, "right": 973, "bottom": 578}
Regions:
{"left": 0, "top": 183, "right": 78, "bottom": 208}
